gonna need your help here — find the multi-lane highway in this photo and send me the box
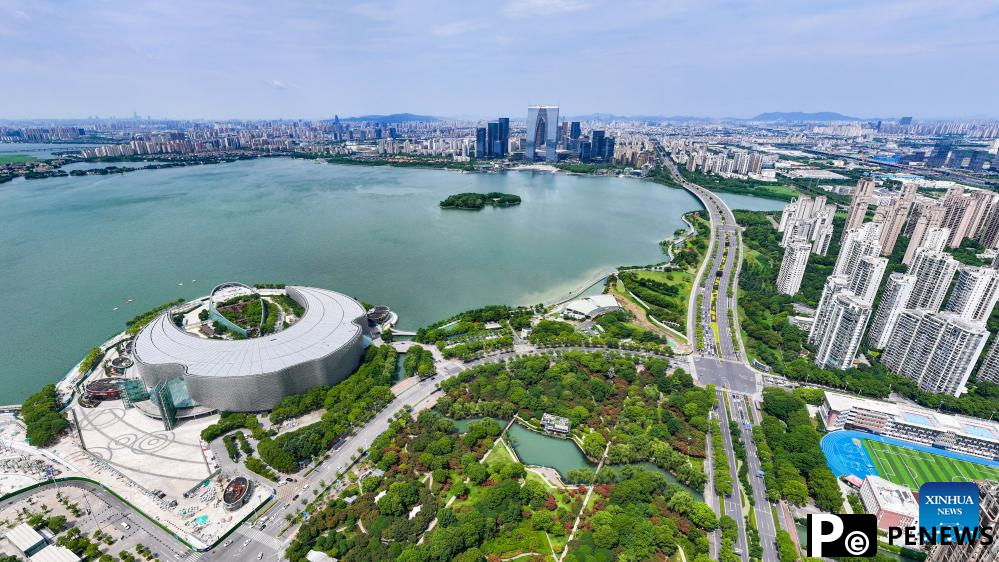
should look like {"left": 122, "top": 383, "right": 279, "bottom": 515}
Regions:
{"left": 716, "top": 390, "right": 751, "bottom": 561}
{"left": 654, "top": 140, "right": 784, "bottom": 562}
{"left": 738, "top": 394, "right": 780, "bottom": 562}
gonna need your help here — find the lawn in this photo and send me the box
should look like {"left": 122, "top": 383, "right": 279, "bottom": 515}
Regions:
{"left": 633, "top": 269, "right": 693, "bottom": 305}
{"left": 0, "top": 154, "right": 38, "bottom": 164}
{"left": 865, "top": 440, "right": 999, "bottom": 491}
{"left": 483, "top": 437, "right": 516, "bottom": 465}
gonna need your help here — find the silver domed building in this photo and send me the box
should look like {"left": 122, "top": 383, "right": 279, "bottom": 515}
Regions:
{"left": 133, "top": 285, "right": 369, "bottom": 414}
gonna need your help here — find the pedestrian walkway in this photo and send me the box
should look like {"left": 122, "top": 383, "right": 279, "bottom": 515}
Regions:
{"left": 238, "top": 525, "right": 282, "bottom": 551}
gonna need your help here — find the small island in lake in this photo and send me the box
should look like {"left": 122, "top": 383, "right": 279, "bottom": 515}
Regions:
{"left": 439, "top": 192, "right": 522, "bottom": 210}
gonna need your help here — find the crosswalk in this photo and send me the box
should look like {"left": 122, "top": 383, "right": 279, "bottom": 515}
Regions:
{"left": 238, "top": 526, "right": 283, "bottom": 551}
{"left": 179, "top": 551, "right": 202, "bottom": 562}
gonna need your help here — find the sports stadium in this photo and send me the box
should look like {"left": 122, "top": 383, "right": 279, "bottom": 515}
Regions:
{"left": 133, "top": 285, "right": 369, "bottom": 414}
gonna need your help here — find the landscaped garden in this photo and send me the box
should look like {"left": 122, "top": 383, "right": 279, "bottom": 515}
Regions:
{"left": 612, "top": 210, "right": 710, "bottom": 339}
{"left": 284, "top": 350, "right": 721, "bottom": 562}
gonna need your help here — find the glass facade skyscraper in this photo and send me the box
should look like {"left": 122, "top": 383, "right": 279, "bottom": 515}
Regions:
{"left": 475, "top": 127, "right": 486, "bottom": 158}
{"left": 526, "top": 105, "right": 559, "bottom": 162}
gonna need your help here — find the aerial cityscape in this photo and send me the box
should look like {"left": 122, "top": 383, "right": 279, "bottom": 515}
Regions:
{"left": 2, "top": 2, "right": 999, "bottom": 562}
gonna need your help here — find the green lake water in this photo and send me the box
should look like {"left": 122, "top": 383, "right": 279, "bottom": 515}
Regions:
{"left": 504, "top": 422, "right": 704, "bottom": 500}
{"left": 0, "top": 155, "right": 782, "bottom": 403}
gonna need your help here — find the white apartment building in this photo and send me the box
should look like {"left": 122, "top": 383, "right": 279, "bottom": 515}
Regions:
{"left": 907, "top": 250, "right": 959, "bottom": 311}
{"left": 881, "top": 310, "right": 989, "bottom": 396}
{"left": 776, "top": 238, "right": 811, "bottom": 295}
{"left": 867, "top": 273, "right": 916, "bottom": 349}
{"left": 943, "top": 266, "right": 999, "bottom": 324}
{"left": 779, "top": 196, "right": 836, "bottom": 256}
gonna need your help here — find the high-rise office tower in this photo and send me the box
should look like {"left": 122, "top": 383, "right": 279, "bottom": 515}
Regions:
{"left": 844, "top": 177, "right": 876, "bottom": 234}
{"left": 867, "top": 273, "right": 916, "bottom": 349}
{"left": 486, "top": 121, "right": 499, "bottom": 158}
{"left": 525, "top": 105, "right": 559, "bottom": 162}
{"left": 497, "top": 117, "right": 509, "bottom": 157}
{"left": 590, "top": 130, "right": 605, "bottom": 161}
{"left": 903, "top": 206, "right": 947, "bottom": 265}
{"left": 875, "top": 183, "right": 917, "bottom": 256}
{"left": 776, "top": 238, "right": 812, "bottom": 295}
{"left": 943, "top": 266, "right": 999, "bottom": 324}
{"left": 569, "top": 121, "right": 581, "bottom": 140}
{"left": 907, "top": 250, "right": 959, "bottom": 311}
{"left": 881, "top": 310, "right": 988, "bottom": 396}
{"left": 812, "top": 293, "right": 873, "bottom": 370}
{"left": 475, "top": 127, "right": 486, "bottom": 159}
{"left": 579, "top": 141, "right": 591, "bottom": 161}
{"left": 604, "top": 137, "right": 615, "bottom": 162}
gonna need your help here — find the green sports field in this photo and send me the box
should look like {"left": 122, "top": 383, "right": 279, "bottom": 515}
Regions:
{"left": 864, "top": 439, "right": 999, "bottom": 491}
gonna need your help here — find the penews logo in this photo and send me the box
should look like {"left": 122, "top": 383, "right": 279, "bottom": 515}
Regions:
{"left": 806, "top": 513, "right": 877, "bottom": 557}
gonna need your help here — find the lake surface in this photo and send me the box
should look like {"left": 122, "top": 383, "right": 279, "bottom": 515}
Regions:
{"left": 0, "top": 142, "right": 94, "bottom": 159}
{"left": 0, "top": 157, "right": 782, "bottom": 403}
{"left": 505, "top": 423, "right": 703, "bottom": 499}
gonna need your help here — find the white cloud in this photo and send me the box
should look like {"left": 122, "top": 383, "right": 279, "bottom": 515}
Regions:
{"left": 431, "top": 19, "right": 486, "bottom": 37}
{"left": 503, "top": 0, "right": 588, "bottom": 18}
{"left": 266, "top": 79, "right": 287, "bottom": 90}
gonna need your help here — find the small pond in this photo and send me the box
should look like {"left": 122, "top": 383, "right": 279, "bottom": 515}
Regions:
{"left": 505, "top": 422, "right": 704, "bottom": 500}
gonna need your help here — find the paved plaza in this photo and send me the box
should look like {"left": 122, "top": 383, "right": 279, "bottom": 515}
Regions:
{"left": 74, "top": 403, "right": 212, "bottom": 498}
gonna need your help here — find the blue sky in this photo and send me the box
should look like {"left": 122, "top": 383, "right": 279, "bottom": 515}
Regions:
{"left": 2, "top": 0, "right": 998, "bottom": 119}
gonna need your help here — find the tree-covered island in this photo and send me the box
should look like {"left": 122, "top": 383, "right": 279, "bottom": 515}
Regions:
{"left": 439, "top": 192, "right": 522, "bottom": 210}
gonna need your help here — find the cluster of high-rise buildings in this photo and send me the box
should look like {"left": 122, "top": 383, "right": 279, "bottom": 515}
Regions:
{"left": 474, "top": 117, "right": 510, "bottom": 159}
{"left": 786, "top": 175, "right": 999, "bottom": 396}
{"left": 673, "top": 147, "right": 767, "bottom": 178}
{"left": 521, "top": 105, "right": 618, "bottom": 164}
{"left": 775, "top": 195, "right": 836, "bottom": 295}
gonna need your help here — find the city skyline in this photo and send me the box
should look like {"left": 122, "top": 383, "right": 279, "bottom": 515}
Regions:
{"left": 3, "top": 0, "right": 999, "bottom": 120}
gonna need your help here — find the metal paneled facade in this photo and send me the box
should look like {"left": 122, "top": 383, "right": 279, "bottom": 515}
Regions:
{"left": 133, "top": 286, "right": 369, "bottom": 412}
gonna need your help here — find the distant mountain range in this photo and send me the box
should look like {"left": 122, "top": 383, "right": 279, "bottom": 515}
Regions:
{"left": 749, "top": 111, "right": 863, "bottom": 122}
{"left": 338, "top": 113, "right": 439, "bottom": 123}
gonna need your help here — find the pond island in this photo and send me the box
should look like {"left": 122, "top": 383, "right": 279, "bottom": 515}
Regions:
{"left": 439, "top": 191, "right": 522, "bottom": 210}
